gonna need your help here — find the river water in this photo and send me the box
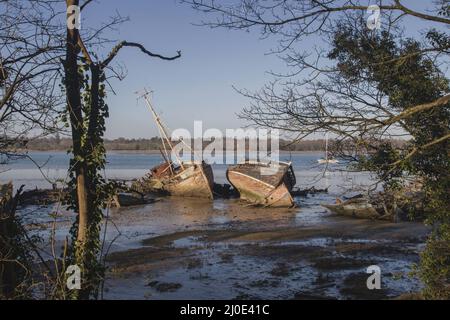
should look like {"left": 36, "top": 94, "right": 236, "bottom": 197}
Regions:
{"left": 0, "top": 151, "right": 371, "bottom": 193}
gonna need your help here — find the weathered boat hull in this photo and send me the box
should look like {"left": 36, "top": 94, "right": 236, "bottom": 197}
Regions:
{"left": 137, "top": 92, "right": 215, "bottom": 200}
{"left": 132, "top": 161, "right": 214, "bottom": 199}
{"left": 164, "top": 162, "right": 214, "bottom": 199}
{"left": 322, "top": 199, "right": 379, "bottom": 219}
{"left": 226, "top": 161, "right": 296, "bottom": 207}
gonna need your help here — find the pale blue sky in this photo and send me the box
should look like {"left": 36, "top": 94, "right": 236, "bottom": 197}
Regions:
{"left": 80, "top": 0, "right": 445, "bottom": 139}
{"left": 83, "top": 0, "right": 284, "bottom": 139}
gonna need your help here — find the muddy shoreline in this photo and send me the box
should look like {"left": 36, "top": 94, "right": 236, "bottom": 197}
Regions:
{"left": 13, "top": 163, "right": 428, "bottom": 300}
{"left": 97, "top": 196, "right": 428, "bottom": 300}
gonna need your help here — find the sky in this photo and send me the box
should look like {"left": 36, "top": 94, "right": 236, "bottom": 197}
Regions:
{"left": 82, "top": 0, "right": 284, "bottom": 139}
{"left": 80, "top": 0, "right": 445, "bottom": 139}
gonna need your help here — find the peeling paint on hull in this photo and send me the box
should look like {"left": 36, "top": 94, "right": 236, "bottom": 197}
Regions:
{"left": 135, "top": 162, "right": 214, "bottom": 200}
{"left": 226, "top": 162, "right": 296, "bottom": 207}
{"left": 164, "top": 163, "right": 214, "bottom": 199}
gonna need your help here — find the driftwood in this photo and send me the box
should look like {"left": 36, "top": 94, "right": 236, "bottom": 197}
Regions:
{"left": 323, "top": 183, "right": 426, "bottom": 222}
{"left": 369, "top": 190, "right": 425, "bottom": 222}
{"left": 110, "top": 193, "right": 155, "bottom": 208}
{"left": 291, "top": 186, "right": 328, "bottom": 197}
{"left": 20, "top": 188, "right": 66, "bottom": 206}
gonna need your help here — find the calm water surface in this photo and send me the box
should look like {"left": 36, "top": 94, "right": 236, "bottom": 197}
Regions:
{"left": 0, "top": 151, "right": 372, "bottom": 194}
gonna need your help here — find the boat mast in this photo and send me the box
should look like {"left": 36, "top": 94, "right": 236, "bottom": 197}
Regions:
{"left": 142, "top": 90, "right": 185, "bottom": 170}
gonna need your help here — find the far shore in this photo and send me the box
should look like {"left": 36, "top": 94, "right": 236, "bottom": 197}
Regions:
{"left": 17, "top": 149, "right": 323, "bottom": 154}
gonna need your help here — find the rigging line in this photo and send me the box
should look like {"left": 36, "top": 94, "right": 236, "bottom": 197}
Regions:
{"left": 142, "top": 90, "right": 185, "bottom": 170}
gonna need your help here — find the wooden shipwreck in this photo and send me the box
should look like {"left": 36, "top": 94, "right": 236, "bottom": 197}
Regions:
{"left": 322, "top": 198, "right": 380, "bottom": 220}
{"left": 132, "top": 91, "right": 214, "bottom": 199}
{"left": 145, "top": 160, "right": 214, "bottom": 199}
{"left": 226, "top": 161, "right": 296, "bottom": 207}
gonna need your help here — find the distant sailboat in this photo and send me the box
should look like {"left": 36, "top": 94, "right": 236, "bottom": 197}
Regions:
{"left": 317, "top": 133, "right": 339, "bottom": 164}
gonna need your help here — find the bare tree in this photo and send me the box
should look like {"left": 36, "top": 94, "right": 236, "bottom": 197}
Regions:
{"left": 184, "top": 0, "right": 449, "bottom": 151}
{"left": 64, "top": 0, "right": 180, "bottom": 299}
{"left": 1, "top": 0, "right": 181, "bottom": 299}
{"left": 185, "top": 0, "right": 450, "bottom": 298}
{"left": 0, "top": 0, "right": 65, "bottom": 158}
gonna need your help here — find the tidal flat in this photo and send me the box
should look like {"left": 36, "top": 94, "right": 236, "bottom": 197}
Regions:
{"left": 9, "top": 152, "right": 428, "bottom": 299}
{"left": 99, "top": 196, "right": 427, "bottom": 300}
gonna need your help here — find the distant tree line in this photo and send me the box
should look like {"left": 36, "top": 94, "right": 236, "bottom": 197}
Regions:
{"left": 21, "top": 136, "right": 407, "bottom": 152}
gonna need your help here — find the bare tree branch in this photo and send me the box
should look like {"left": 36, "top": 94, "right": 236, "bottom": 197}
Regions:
{"left": 101, "top": 41, "right": 181, "bottom": 68}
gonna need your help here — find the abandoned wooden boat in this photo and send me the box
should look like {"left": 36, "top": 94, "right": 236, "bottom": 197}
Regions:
{"left": 132, "top": 91, "right": 214, "bottom": 199}
{"left": 226, "top": 161, "right": 296, "bottom": 207}
{"left": 142, "top": 160, "right": 214, "bottom": 199}
{"left": 322, "top": 198, "right": 380, "bottom": 220}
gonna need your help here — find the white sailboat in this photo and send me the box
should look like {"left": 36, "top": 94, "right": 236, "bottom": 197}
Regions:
{"left": 317, "top": 133, "right": 339, "bottom": 164}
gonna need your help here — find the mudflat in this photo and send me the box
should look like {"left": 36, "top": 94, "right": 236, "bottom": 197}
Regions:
{"left": 99, "top": 196, "right": 428, "bottom": 300}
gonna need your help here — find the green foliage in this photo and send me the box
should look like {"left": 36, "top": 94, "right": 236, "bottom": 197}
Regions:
{"left": 436, "top": 0, "right": 450, "bottom": 17}
{"left": 0, "top": 186, "right": 41, "bottom": 299}
{"left": 329, "top": 26, "right": 450, "bottom": 298}
{"left": 356, "top": 142, "right": 406, "bottom": 191}
{"left": 420, "top": 225, "right": 450, "bottom": 299}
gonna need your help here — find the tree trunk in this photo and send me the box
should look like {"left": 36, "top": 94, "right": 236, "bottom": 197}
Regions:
{"left": 65, "top": 0, "right": 89, "bottom": 245}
